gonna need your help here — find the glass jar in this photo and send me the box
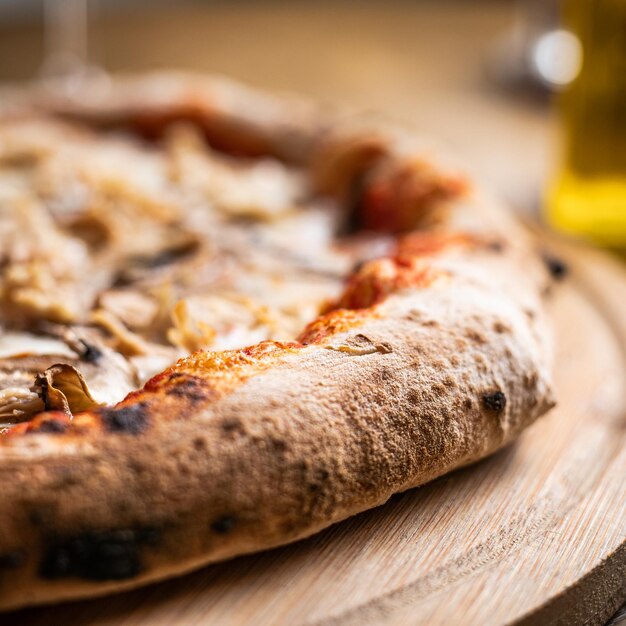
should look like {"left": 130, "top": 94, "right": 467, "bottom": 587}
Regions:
{"left": 547, "top": 0, "right": 626, "bottom": 245}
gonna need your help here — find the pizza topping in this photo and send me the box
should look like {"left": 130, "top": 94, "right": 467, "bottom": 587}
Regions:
{"left": 357, "top": 158, "right": 467, "bottom": 233}
{"left": 0, "top": 110, "right": 477, "bottom": 436}
{"left": 167, "top": 295, "right": 275, "bottom": 354}
{"left": 0, "top": 355, "right": 71, "bottom": 424}
{"left": 396, "top": 232, "right": 475, "bottom": 258}
{"left": 0, "top": 386, "right": 43, "bottom": 423}
{"left": 35, "top": 364, "right": 102, "bottom": 416}
{"left": 0, "top": 332, "right": 76, "bottom": 360}
{"left": 98, "top": 290, "right": 160, "bottom": 332}
{"left": 77, "top": 340, "right": 104, "bottom": 364}
{"left": 0, "top": 329, "right": 139, "bottom": 426}
{"left": 312, "top": 131, "right": 388, "bottom": 200}
{"left": 167, "top": 125, "right": 305, "bottom": 220}
{"left": 89, "top": 309, "right": 153, "bottom": 357}
{"left": 311, "top": 127, "right": 467, "bottom": 234}
{"left": 0, "top": 116, "right": 343, "bottom": 350}
{"left": 332, "top": 257, "right": 438, "bottom": 310}
{"left": 0, "top": 195, "right": 98, "bottom": 326}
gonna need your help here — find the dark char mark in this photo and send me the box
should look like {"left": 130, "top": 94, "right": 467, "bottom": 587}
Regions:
{"left": 33, "top": 420, "right": 68, "bottom": 435}
{"left": 482, "top": 390, "right": 507, "bottom": 413}
{"left": 542, "top": 253, "right": 569, "bottom": 280}
{"left": 39, "top": 528, "right": 159, "bottom": 581}
{"left": 99, "top": 403, "right": 149, "bottom": 435}
{"left": 166, "top": 376, "right": 208, "bottom": 402}
{"left": 211, "top": 516, "right": 236, "bottom": 534}
{"left": 0, "top": 550, "right": 25, "bottom": 569}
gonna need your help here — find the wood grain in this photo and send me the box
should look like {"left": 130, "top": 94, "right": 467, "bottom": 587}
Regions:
{"left": 4, "top": 236, "right": 625, "bottom": 625}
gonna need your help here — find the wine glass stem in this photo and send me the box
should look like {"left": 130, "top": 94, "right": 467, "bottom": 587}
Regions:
{"left": 43, "top": 0, "right": 89, "bottom": 76}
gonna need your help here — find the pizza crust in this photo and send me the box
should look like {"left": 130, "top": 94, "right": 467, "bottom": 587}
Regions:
{"left": 0, "top": 242, "right": 554, "bottom": 610}
{"left": 0, "top": 73, "right": 556, "bottom": 610}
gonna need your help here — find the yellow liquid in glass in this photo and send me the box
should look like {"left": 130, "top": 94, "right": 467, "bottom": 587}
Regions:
{"left": 547, "top": 0, "right": 626, "bottom": 245}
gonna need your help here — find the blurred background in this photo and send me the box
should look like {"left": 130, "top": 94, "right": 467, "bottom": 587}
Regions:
{"left": 0, "top": 0, "right": 557, "bottom": 213}
{"left": 0, "top": 0, "right": 624, "bottom": 243}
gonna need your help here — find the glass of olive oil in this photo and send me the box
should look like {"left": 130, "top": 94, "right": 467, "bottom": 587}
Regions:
{"left": 547, "top": 0, "right": 626, "bottom": 246}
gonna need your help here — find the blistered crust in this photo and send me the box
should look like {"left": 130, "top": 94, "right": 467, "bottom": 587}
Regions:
{"left": 0, "top": 242, "right": 555, "bottom": 610}
{"left": 0, "top": 72, "right": 556, "bottom": 610}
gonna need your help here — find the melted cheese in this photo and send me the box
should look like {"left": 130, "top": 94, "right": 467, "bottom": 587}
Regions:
{"left": 0, "top": 332, "right": 76, "bottom": 360}
{"left": 0, "top": 116, "right": 352, "bottom": 426}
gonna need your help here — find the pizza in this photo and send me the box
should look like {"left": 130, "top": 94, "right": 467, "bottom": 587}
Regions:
{"left": 0, "top": 72, "right": 558, "bottom": 610}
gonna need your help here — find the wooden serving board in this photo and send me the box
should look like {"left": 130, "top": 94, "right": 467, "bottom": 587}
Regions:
{"left": 7, "top": 237, "right": 626, "bottom": 626}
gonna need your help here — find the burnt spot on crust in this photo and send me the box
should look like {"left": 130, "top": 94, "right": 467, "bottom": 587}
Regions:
{"left": 493, "top": 321, "right": 510, "bottom": 334}
{"left": 30, "top": 419, "right": 69, "bottom": 435}
{"left": 39, "top": 528, "right": 159, "bottom": 581}
{"left": 482, "top": 390, "right": 507, "bottom": 413}
{"left": 0, "top": 550, "right": 25, "bottom": 569}
{"left": 308, "top": 468, "right": 330, "bottom": 493}
{"left": 166, "top": 375, "right": 209, "bottom": 403}
{"left": 465, "top": 328, "right": 487, "bottom": 344}
{"left": 269, "top": 437, "right": 288, "bottom": 455}
{"left": 29, "top": 508, "right": 49, "bottom": 528}
{"left": 211, "top": 516, "right": 236, "bottom": 534}
{"left": 193, "top": 436, "right": 207, "bottom": 451}
{"left": 220, "top": 417, "right": 245, "bottom": 436}
{"left": 542, "top": 253, "right": 569, "bottom": 281}
{"left": 99, "top": 403, "right": 149, "bottom": 435}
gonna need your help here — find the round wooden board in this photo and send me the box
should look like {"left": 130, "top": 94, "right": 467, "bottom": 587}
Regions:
{"left": 7, "top": 236, "right": 626, "bottom": 626}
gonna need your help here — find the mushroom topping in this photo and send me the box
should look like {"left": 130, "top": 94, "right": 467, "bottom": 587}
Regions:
{"left": 0, "top": 115, "right": 352, "bottom": 432}
{"left": 0, "top": 329, "right": 138, "bottom": 426}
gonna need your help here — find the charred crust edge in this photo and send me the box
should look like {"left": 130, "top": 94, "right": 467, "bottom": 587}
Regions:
{"left": 0, "top": 550, "right": 26, "bottom": 570}
{"left": 166, "top": 375, "right": 208, "bottom": 402}
{"left": 39, "top": 528, "right": 159, "bottom": 582}
{"left": 482, "top": 390, "right": 507, "bottom": 413}
{"left": 31, "top": 419, "right": 69, "bottom": 435}
{"left": 211, "top": 516, "right": 236, "bottom": 534}
{"left": 542, "top": 253, "right": 569, "bottom": 281}
{"left": 99, "top": 403, "right": 150, "bottom": 435}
